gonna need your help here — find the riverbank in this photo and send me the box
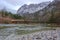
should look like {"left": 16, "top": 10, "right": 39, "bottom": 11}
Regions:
{"left": 5, "top": 28, "right": 60, "bottom": 40}
{"left": 0, "top": 24, "right": 60, "bottom": 40}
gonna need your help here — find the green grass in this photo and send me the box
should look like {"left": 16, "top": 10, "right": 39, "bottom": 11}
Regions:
{"left": 0, "top": 26, "right": 16, "bottom": 29}
{"left": 46, "top": 24, "right": 60, "bottom": 27}
{"left": 0, "top": 26, "right": 10, "bottom": 29}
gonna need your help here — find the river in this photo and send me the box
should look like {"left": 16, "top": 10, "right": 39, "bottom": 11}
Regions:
{"left": 0, "top": 24, "right": 49, "bottom": 40}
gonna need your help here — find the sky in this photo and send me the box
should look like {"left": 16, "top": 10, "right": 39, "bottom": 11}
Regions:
{"left": 0, "top": 0, "right": 53, "bottom": 11}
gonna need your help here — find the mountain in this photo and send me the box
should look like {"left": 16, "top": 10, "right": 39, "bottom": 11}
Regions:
{"left": 17, "top": 0, "right": 60, "bottom": 23}
{"left": 32, "top": 0, "right": 60, "bottom": 23}
{"left": 17, "top": 1, "right": 51, "bottom": 16}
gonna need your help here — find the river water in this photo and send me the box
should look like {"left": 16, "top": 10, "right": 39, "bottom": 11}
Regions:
{"left": 0, "top": 24, "right": 48, "bottom": 40}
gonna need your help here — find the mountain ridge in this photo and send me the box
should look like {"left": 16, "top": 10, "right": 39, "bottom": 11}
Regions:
{"left": 17, "top": 0, "right": 60, "bottom": 23}
{"left": 17, "top": 1, "right": 51, "bottom": 16}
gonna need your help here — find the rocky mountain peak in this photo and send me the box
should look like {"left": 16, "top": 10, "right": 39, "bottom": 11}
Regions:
{"left": 17, "top": 1, "right": 51, "bottom": 16}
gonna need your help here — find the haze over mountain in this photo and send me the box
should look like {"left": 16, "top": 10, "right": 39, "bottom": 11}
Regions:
{"left": 0, "top": 0, "right": 53, "bottom": 13}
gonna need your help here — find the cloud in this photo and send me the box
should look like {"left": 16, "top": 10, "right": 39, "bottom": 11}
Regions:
{"left": 5, "top": 0, "right": 53, "bottom": 5}
{"left": 0, "top": 0, "right": 20, "bottom": 10}
{"left": 0, "top": 0, "right": 53, "bottom": 10}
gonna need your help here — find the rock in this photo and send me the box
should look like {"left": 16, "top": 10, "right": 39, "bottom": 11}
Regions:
{"left": 4, "top": 29, "right": 60, "bottom": 40}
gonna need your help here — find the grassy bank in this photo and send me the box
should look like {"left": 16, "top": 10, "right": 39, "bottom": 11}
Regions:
{"left": 0, "top": 26, "right": 16, "bottom": 29}
{"left": 46, "top": 23, "right": 60, "bottom": 27}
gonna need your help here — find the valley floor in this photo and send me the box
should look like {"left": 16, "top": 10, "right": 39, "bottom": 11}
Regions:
{"left": 0, "top": 24, "right": 60, "bottom": 40}
{"left": 3, "top": 28, "right": 60, "bottom": 40}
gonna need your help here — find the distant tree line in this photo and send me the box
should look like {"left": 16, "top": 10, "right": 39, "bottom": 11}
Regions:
{"left": 0, "top": 10, "right": 22, "bottom": 19}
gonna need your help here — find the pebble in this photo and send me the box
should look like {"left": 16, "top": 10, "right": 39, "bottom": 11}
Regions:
{"left": 4, "top": 29, "right": 60, "bottom": 40}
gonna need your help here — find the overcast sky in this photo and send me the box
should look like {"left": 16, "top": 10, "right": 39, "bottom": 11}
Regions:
{"left": 0, "top": 0, "right": 53, "bottom": 10}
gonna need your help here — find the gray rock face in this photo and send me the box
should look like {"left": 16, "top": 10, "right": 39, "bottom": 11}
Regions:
{"left": 32, "top": 0, "right": 60, "bottom": 22}
{"left": 17, "top": 2, "right": 51, "bottom": 16}
{"left": 17, "top": 0, "right": 60, "bottom": 22}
